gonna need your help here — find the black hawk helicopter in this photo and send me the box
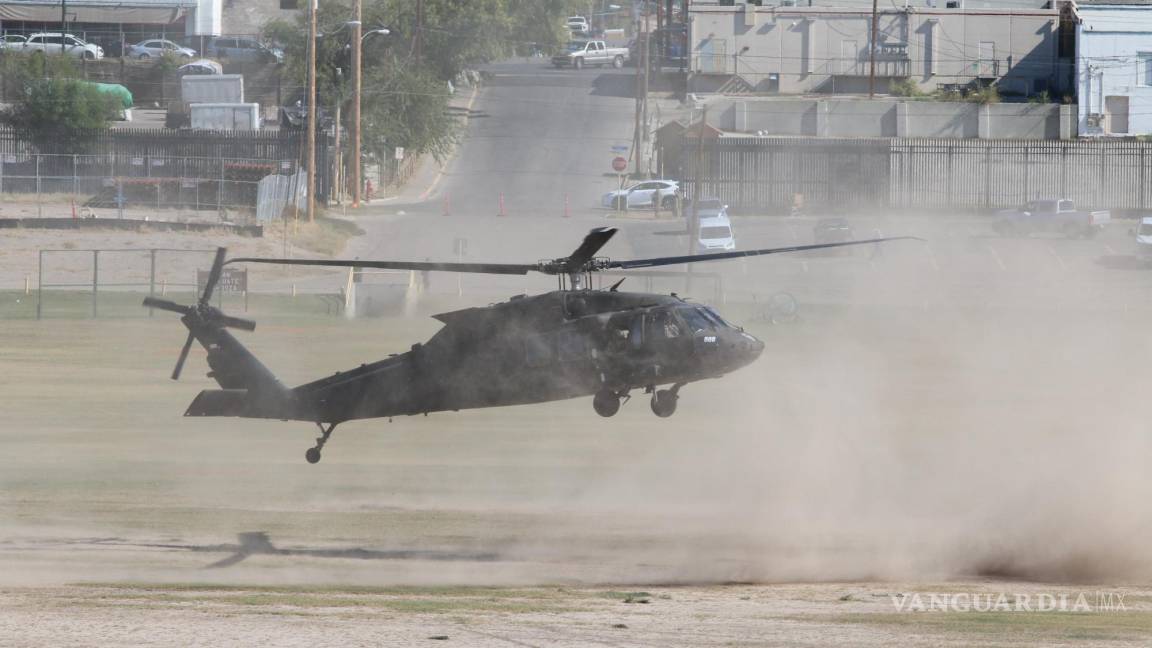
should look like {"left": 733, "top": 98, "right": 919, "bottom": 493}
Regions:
{"left": 143, "top": 227, "right": 914, "bottom": 463}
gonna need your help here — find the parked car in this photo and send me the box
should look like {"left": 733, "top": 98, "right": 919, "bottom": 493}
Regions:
{"left": 1132, "top": 217, "right": 1152, "bottom": 256}
{"left": 19, "top": 33, "right": 103, "bottom": 60}
{"left": 128, "top": 39, "right": 196, "bottom": 60}
{"left": 280, "top": 92, "right": 330, "bottom": 129}
{"left": 176, "top": 59, "right": 223, "bottom": 76}
{"left": 205, "top": 36, "right": 283, "bottom": 63}
{"left": 601, "top": 179, "right": 678, "bottom": 210}
{"left": 566, "top": 16, "right": 589, "bottom": 34}
{"left": 552, "top": 39, "right": 628, "bottom": 69}
{"left": 0, "top": 34, "right": 26, "bottom": 51}
{"left": 812, "top": 217, "right": 854, "bottom": 255}
{"left": 993, "top": 199, "right": 1110, "bottom": 239}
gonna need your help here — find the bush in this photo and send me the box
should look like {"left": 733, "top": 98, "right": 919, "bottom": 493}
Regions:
{"left": 3, "top": 76, "right": 119, "bottom": 152}
{"left": 889, "top": 78, "right": 922, "bottom": 98}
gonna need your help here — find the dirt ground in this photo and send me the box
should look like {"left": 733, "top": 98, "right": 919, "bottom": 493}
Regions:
{"left": 2, "top": 295, "right": 1152, "bottom": 645}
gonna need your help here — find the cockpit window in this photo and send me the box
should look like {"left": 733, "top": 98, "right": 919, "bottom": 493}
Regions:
{"left": 700, "top": 307, "right": 730, "bottom": 328}
{"left": 678, "top": 307, "right": 713, "bottom": 333}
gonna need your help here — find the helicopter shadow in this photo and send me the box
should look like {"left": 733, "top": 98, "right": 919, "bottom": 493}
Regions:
{"left": 85, "top": 532, "right": 503, "bottom": 569}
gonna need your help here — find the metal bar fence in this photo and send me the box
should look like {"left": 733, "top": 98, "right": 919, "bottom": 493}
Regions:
{"left": 672, "top": 137, "right": 1152, "bottom": 212}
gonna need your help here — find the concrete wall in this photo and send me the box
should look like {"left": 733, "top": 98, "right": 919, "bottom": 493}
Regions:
{"left": 1077, "top": 6, "right": 1152, "bottom": 136}
{"left": 688, "top": 4, "right": 1062, "bottom": 96}
{"left": 715, "top": 98, "right": 1074, "bottom": 138}
{"left": 220, "top": 0, "right": 300, "bottom": 36}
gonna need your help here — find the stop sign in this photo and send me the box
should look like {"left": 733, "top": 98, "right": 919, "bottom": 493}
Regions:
{"left": 611, "top": 156, "right": 628, "bottom": 173}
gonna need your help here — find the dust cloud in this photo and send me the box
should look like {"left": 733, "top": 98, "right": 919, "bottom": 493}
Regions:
{"left": 493, "top": 216, "right": 1152, "bottom": 586}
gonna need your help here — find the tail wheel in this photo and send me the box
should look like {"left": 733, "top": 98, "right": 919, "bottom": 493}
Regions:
{"left": 593, "top": 389, "right": 621, "bottom": 417}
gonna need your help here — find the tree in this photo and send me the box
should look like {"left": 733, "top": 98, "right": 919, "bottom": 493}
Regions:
{"left": 1, "top": 54, "right": 119, "bottom": 152}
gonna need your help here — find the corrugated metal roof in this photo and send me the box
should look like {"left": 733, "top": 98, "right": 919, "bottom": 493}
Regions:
{"left": 693, "top": 0, "right": 1051, "bottom": 8}
{"left": 1077, "top": 0, "right": 1152, "bottom": 5}
{"left": 0, "top": 0, "right": 196, "bottom": 7}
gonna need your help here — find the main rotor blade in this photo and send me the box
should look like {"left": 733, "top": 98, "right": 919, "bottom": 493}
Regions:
{"left": 200, "top": 248, "right": 228, "bottom": 305}
{"left": 142, "top": 296, "right": 192, "bottom": 315}
{"left": 610, "top": 237, "right": 924, "bottom": 270}
{"left": 564, "top": 227, "right": 618, "bottom": 271}
{"left": 227, "top": 257, "right": 535, "bottom": 275}
{"left": 218, "top": 314, "right": 257, "bottom": 332}
{"left": 172, "top": 331, "right": 195, "bottom": 381}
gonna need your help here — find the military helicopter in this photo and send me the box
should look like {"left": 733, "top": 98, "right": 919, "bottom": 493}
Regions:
{"left": 143, "top": 227, "right": 914, "bottom": 463}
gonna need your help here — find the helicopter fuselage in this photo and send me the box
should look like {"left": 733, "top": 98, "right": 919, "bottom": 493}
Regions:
{"left": 245, "top": 290, "right": 764, "bottom": 423}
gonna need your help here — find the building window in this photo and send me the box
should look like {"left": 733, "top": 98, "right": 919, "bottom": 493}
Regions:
{"left": 280, "top": 0, "right": 298, "bottom": 9}
{"left": 1140, "top": 53, "right": 1152, "bottom": 86}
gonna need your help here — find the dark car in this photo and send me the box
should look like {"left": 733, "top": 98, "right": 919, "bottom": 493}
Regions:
{"left": 813, "top": 217, "right": 854, "bottom": 255}
{"left": 205, "top": 36, "right": 283, "bottom": 63}
{"left": 280, "top": 93, "right": 330, "bottom": 129}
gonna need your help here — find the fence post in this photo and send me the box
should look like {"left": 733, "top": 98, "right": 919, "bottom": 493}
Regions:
{"left": 1141, "top": 146, "right": 1147, "bottom": 211}
{"left": 92, "top": 250, "right": 99, "bottom": 318}
{"left": 946, "top": 145, "right": 953, "bottom": 206}
{"left": 218, "top": 157, "right": 225, "bottom": 221}
{"left": 983, "top": 142, "right": 991, "bottom": 208}
{"left": 36, "top": 250, "right": 42, "bottom": 320}
{"left": 148, "top": 249, "right": 157, "bottom": 317}
{"left": 72, "top": 154, "right": 78, "bottom": 199}
{"left": 35, "top": 154, "right": 41, "bottom": 217}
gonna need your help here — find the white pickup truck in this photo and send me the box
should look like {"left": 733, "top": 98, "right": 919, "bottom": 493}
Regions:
{"left": 993, "top": 199, "right": 1110, "bottom": 239}
{"left": 552, "top": 40, "right": 628, "bottom": 69}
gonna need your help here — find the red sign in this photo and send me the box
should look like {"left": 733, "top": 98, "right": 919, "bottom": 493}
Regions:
{"left": 611, "top": 156, "right": 628, "bottom": 173}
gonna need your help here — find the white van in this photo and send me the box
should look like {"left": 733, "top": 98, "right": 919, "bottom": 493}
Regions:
{"left": 697, "top": 213, "right": 736, "bottom": 252}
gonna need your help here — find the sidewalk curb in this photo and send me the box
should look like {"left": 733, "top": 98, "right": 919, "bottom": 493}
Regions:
{"left": 417, "top": 83, "right": 482, "bottom": 202}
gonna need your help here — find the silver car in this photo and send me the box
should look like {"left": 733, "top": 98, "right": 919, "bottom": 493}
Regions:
{"left": 128, "top": 39, "right": 196, "bottom": 60}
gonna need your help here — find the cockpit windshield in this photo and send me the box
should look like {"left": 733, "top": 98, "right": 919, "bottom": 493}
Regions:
{"left": 678, "top": 306, "right": 714, "bottom": 333}
{"left": 700, "top": 307, "right": 731, "bottom": 328}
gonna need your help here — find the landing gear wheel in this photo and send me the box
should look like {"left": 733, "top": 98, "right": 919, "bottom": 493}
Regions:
{"left": 593, "top": 389, "right": 621, "bottom": 417}
{"left": 306, "top": 422, "right": 338, "bottom": 464}
{"left": 650, "top": 389, "right": 678, "bottom": 417}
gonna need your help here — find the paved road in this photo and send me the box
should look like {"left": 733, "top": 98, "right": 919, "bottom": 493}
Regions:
{"left": 340, "top": 60, "right": 1152, "bottom": 315}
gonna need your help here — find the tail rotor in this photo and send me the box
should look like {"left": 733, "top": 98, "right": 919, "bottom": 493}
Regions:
{"left": 142, "top": 248, "right": 256, "bottom": 381}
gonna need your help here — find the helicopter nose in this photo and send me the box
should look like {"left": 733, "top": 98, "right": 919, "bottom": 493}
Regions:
{"left": 741, "top": 331, "right": 765, "bottom": 362}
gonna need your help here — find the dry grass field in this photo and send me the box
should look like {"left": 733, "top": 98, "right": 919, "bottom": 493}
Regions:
{"left": 2, "top": 293, "right": 1152, "bottom": 645}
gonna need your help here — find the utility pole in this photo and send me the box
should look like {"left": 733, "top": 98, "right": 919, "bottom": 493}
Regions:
{"left": 633, "top": 6, "right": 648, "bottom": 178}
{"left": 351, "top": 6, "right": 363, "bottom": 207}
{"left": 687, "top": 104, "right": 707, "bottom": 293}
{"left": 414, "top": 0, "right": 423, "bottom": 66}
{"left": 868, "top": 0, "right": 879, "bottom": 98}
{"left": 306, "top": 0, "right": 317, "bottom": 223}
{"left": 60, "top": 0, "right": 66, "bottom": 56}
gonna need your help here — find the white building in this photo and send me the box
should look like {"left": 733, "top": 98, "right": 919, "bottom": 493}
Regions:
{"left": 689, "top": 0, "right": 1066, "bottom": 96}
{"left": 1076, "top": 1, "right": 1152, "bottom": 135}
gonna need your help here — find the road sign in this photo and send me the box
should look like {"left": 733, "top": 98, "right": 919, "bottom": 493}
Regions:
{"left": 610, "top": 145, "right": 630, "bottom": 154}
{"left": 612, "top": 156, "right": 628, "bottom": 172}
{"left": 394, "top": 147, "right": 405, "bottom": 161}
{"left": 197, "top": 267, "right": 247, "bottom": 294}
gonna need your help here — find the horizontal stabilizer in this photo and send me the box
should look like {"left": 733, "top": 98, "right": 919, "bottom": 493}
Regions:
{"left": 185, "top": 389, "right": 250, "bottom": 417}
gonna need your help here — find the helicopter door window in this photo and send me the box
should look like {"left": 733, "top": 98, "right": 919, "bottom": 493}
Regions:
{"left": 650, "top": 310, "right": 682, "bottom": 339}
